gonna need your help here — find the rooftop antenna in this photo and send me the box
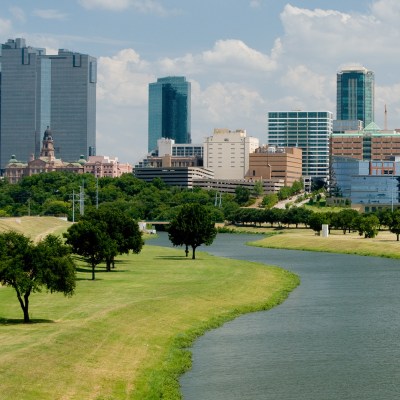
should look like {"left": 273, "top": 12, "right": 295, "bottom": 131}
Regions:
{"left": 384, "top": 104, "right": 388, "bottom": 130}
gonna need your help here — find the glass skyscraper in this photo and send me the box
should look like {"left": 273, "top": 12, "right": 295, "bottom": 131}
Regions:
{"left": 0, "top": 38, "right": 96, "bottom": 169}
{"left": 45, "top": 49, "right": 97, "bottom": 162}
{"left": 148, "top": 76, "right": 191, "bottom": 152}
{"left": 336, "top": 66, "right": 375, "bottom": 127}
{"left": 267, "top": 111, "right": 333, "bottom": 179}
{"left": 0, "top": 38, "right": 50, "bottom": 169}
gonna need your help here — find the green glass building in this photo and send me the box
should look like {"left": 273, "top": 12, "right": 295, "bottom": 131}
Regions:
{"left": 148, "top": 76, "right": 191, "bottom": 152}
{"left": 336, "top": 67, "right": 375, "bottom": 127}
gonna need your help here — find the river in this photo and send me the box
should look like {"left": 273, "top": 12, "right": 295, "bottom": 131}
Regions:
{"left": 150, "top": 233, "right": 400, "bottom": 399}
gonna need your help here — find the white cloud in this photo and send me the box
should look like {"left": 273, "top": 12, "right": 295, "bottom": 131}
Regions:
{"left": 9, "top": 7, "right": 26, "bottom": 23}
{"left": 157, "top": 39, "right": 279, "bottom": 79}
{"left": 78, "top": 0, "right": 177, "bottom": 15}
{"left": 97, "top": 49, "right": 152, "bottom": 106}
{"left": 33, "top": 9, "right": 68, "bottom": 20}
{"left": 0, "top": 17, "right": 12, "bottom": 35}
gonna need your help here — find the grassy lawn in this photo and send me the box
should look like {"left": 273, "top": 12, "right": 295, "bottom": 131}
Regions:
{"left": 0, "top": 216, "right": 72, "bottom": 241}
{"left": 247, "top": 226, "right": 400, "bottom": 258}
{"left": 0, "top": 236, "right": 298, "bottom": 399}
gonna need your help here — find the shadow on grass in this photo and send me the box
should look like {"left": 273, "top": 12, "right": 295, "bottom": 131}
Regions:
{"left": 0, "top": 317, "right": 54, "bottom": 325}
{"left": 155, "top": 255, "right": 191, "bottom": 260}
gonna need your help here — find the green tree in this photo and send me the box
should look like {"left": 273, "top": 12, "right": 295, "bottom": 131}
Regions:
{"left": 335, "top": 209, "right": 359, "bottom": 234}
{"left": 354, "top": 214, "right": 380, "bottom": 238}
{"left": 84, "top": 205, "right": 144, "bottom": 270}
{"left": 252, "top": 181, "right": 264, "bottom": 197}
{"left": 389, "top": 210, "right": 400, "bottom": 241}
{"left": 308, "top": 212, "right": 327, "bottom": 235}
{"left": 0, "top": 232, "right": 76, "bottom": 323}
{"left": 234, "top": 185, "right": 250, "bottom": 205}
{"left": 168, "top": 203, "right": 217, "bottom": 259}
{"left": 64, "top": 220, "right": 113, "bottom": 280}
{"left": 262, "top": 193, "right": 278, "bottom": 209}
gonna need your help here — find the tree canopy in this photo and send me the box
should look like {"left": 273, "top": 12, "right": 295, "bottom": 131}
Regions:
{"left": 0, "top": 232, "right": 76, "bottom": 322}
{"left": 168, "top": 203, "right": 217, "bottom": 259}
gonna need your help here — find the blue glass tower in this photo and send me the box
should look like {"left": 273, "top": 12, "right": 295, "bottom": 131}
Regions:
{"left": 148, "top": 76, "right": 191, "bottom": 152}
{"left": 336, "top": 67, "right": 375, "bottom": 127}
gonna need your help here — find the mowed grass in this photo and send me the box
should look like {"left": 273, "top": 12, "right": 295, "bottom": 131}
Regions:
{"left": 248, "top": 226, "right": 400, "bottom": 258}
{"left": 0, "top": 236, "right": 298, "bottom": 399}
{"left": 0, "top": 216, "right": 72, "bottom": 241}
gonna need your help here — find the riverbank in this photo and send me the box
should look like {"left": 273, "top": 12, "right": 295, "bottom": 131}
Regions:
{"left": 0, "top": 243, "right": 298, "bottom": 399}
{"left": 245, "top": 226, "right": 400, "bottom": 258}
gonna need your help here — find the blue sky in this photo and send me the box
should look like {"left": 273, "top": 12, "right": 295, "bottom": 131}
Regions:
{"left": 1, "top": 0, "right": 399, "bottom": 163}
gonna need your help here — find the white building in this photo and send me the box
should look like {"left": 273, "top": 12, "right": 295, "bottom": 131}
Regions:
{"left": 203, "top": 129, "right": 259, "bottom": 180}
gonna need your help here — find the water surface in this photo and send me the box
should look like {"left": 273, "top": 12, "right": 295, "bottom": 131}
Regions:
{"left": 150, "top": 233, "right": 400, "bottom": 399}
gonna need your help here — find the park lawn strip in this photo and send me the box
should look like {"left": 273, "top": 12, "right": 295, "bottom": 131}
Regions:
{"left": 248, "top": 228, "right": 400, "bottom": 259}
{"left": 0, "top": 244, "right": 299, "bottom": 400}
{"left": 0, "top": 216, "right": 72, "bottom": 241}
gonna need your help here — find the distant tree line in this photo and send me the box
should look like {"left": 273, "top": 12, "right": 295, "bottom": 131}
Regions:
{"left": 230, "top": 207, "right": 400, "bottom": 240}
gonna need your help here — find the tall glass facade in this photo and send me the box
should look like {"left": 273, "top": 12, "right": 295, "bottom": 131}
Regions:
{"left": 0, "top": 38, "right": 50, "bottom": 169}
{"left": 337, "top": 67, "right": 375, "bottom": 127}
{"left": 267, "top": 111, "right": 333, "bottom": 179}
{"left": 0, "top": 38, "right": 96, "bottom": 169}
{"left": 148, "top": 76, "right": 191, "bottom": 152}
{"left": 45, "top": 50, "right": 96, "bottom": 162}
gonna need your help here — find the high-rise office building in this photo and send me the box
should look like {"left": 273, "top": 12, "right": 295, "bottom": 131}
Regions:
{"left": 336, "top": 66, "right": 375, "bottom": 127}
{"left": 0, "top": 38, "right": 96, "bottom": 169}
{"left": 267, "top": 111, "right": 333, "bottom": 180}
{"left": 148, "top": 76, "right": 191, "bottom": 152}
{"left": 0, "top": 38, "right": 50, "bottom": 169}
{"left": 45, "top": 49, "right": 97, "bottom": 162}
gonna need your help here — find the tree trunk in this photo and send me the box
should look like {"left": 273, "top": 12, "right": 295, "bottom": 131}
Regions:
{"left": 106, "top": 259, "right": 111, "bottom": 272}
{"left": 91, "top": 263, "right": 96, "bottom": 280}
{"left": 185, "top": 244, "right": 189, "bottom": 257}
{"left": 15, "top": 288, "right": 30, "bottom": 323}
{"left": 192, "top": 245, "right": 197, "bottom": 259}
{"left": 397, "top": 233, "right": 399, "bottom": 242}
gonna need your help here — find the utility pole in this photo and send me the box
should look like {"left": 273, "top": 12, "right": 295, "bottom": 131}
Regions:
{"left": 96, "top": 177, "right": 99, "bottom": 209}
{"left": 80, "top": 180, "right": 85, "bottom": 216}
{"left": 72, "top": 190, "right": 75, "bottom": 222}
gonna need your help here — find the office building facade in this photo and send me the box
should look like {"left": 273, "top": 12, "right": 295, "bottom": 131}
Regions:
{"left": 331, "top": 122, "right": 400, "bottom": 161}
{"left": 267, "top": 111, "right": 333, "bottom": 180}
{"left": 336, "top": 66, "right": 375, "bottom": 127}
{"left": 45, "top": 49, "right": 97, "bottom": 162}
{"left": 203, "top": 129, "right": 259, "bottom": 180}
{"left": 332, "top": 156, "right": 400, "bottom": 211}
{"left": 0, "top": 38, "right": 50, "bottom": 169}
{"left": 0, "top": 38, "right": 96, "bottom": 169}
{"left": 148, "top": 76, "right": 191, "bottom": 152}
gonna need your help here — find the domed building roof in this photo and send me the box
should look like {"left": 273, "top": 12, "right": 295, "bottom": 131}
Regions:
{"left": 77, "top": 155, "right": 87, "bottom": 165}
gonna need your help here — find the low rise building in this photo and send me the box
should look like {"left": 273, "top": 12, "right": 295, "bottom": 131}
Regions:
{"left": 331, "top": 156, "right": 400, "bottom": 211}
{"left": 134, "top": 166, "right": 214, "bottom": 188}
{"left": 331, "top": 122, "right": 400, "bottom": 160}
{"left": 245, "top": 145, "right": 302, "bottom": 186}
{"left": 84, "top": 156, "right": 132, "bottom": 178}
{"left": 4, "top": 127, "right": 84, "bottom": 183}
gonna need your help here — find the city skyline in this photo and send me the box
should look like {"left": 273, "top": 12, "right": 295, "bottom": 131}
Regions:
{"left": 0, "top": 0, "right": 399, "bottom": 163}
